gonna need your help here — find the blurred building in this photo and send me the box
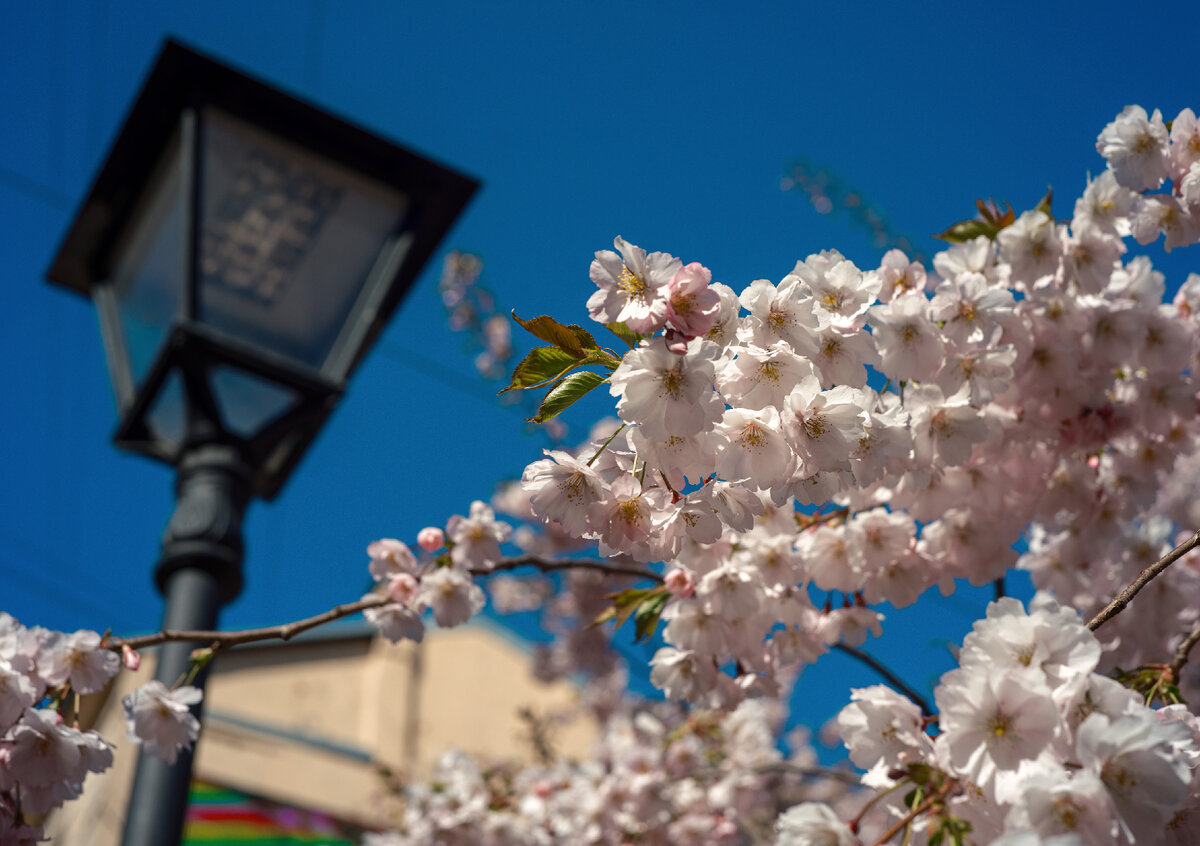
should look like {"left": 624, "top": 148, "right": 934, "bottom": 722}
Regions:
{"left": 46, "top": 618, "right": 595, "bottom": 844}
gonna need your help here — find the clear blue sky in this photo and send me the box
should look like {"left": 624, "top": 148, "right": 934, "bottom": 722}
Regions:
{"left": 2, "top": 1, "right": 1196, "bottom": 747}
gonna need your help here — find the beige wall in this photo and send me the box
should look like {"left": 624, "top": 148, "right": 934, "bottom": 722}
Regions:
{"left": 46, "top": 619, "right": 596, "bottom": 843}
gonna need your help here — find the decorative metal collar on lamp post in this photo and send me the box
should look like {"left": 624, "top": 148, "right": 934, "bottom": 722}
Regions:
{"left": 45, "top": 38, "right": 477, "bottom": 846}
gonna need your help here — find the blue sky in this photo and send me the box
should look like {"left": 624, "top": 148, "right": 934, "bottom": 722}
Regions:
{"left": 2, "top": 1, "right": 1197, "bottom": 748}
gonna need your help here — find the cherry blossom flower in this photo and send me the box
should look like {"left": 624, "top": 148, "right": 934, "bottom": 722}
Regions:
{"left": 837, "top": 684, "right": 932, "bottom": 781}
{"left": 871, "top": 247, "right": 927, "bottom": 302}
{"left": 587, "top": 236, "right": 679, "bottom": 333}
{"left": 997, "top": 210, "right": 1064, "bottom": 288}
{"left": 934, "top": 666, "right": 1059, "bottom": 799}
{"left": 521, "top": 449, "right": 607, "bottom": 538}
{"left": 608, "top": 336, "right": 724, "bottom": 439}
{"left": 364, "top": 599, "right": 424, "bottom": 644}
{"left": 665, "top": 261, "right": 721, "bottom": 340}
{"left": 868, "top": 293, "right": 945, "bottom": 382}
{"left": 714, "top": 406, "right": 796, "bottom": 490}
{"left": 775, "top": 802, "right": 858, "bottom": 846}
{"left": 445, "top": 500, "right": 512, "bottom": 570}
{"left": 1076, "top": 711, "right": 1195, "bottom": 843}
{"left": 367, "top": 538, "right": 419, "bottom": 581}
{"left": 738, "top": 275, "right": 819, "bottom": 350}
{"left": 1096, "top": 105, "right": 1171, "bottom": 191}
{"left": 122, "top": 682, "right": 201, "bottom": 766}
{"left": 5, "top": 708, "right": 112, "bottom": 815}
{"left": 0, "top": 662, "right": 36, "bottom": 733}
{"left": 37, "top": 630, "right": 120, "bottom": 695}
{"left": 416, "top": 568, "right": 486, "bottom": 628}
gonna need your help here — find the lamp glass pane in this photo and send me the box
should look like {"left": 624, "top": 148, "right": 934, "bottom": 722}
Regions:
{"left": 109, "top": 135, "right": 184, "bottom": 391}
{"left": 197, "top": 109, "right": 410, "bottom": 373}
{"left": 209, "top": 365, "right": 299, "bottom": 439}
{"left": 145, "top": 368, "right": 186, "bottom": 456}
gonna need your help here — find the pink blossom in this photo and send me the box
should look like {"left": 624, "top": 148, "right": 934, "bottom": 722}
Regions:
{"left": 664, "top": 568, "right": 695, "bottom": 598}
{"left": 417, "top": 526, "right": 445, "bottom": 551}
{"left": 665, "top": 262, "right": 720, "bottom": 339}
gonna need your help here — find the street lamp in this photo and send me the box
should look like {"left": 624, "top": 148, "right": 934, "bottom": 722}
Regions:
{"left": 45, "top": 39, "right": 477, "bottom": 846}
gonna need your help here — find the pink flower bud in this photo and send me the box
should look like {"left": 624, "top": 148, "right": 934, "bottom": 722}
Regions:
{"left": 417, "top": 527, "right": 445, "bottom": 552}
{"left": 122, "top": 644, "right": 142, "bottom": 671}
{"left": 664, "top": 567, "right": 695, "bottom": 598}
{"left": 388, "top": 573, "right": 420, "bottom": 604}
{"left": 533, "top": 779, "right": 554, "bottom": 799}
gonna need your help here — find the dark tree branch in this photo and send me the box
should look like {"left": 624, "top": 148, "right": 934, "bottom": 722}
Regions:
{"left": 1087, "top": 530, "right": 1200, "bottom": 632}
{"left": 1169, "top": 619, "right": 1200, "bottom": 683}
{"left": 833, "top": 643, "right": 933, "bottom": 717}
{"left": 487, "top": 554, "right": 662, "bottom": 583}
{"left": 110, "top": 554, "right": 662, "bottom": 651}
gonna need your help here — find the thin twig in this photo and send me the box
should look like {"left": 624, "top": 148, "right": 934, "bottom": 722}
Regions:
{"left": 753, "top": 761, "right": 863, "bottom": 785}
{"left": 488, "top": 554, "right": 662, "bottom": 583}
{"left": 1087, "top": 530, "right": 1200, "bottom": 632}
{"left": 849, "top": 778, "right": 911, "bottom": 832}
{"left": 111, "top": 596, "right": 390, "bottom": 651}
{"left": 870, "top": 791, "right": 941, "bottom": 846}
{"left": 1169, "top": 619, "right": 1200, "bottom": 682}
{"left": 833, "top": 643, "right": 933, "bottom": 717}
{"left": 110, "top": 554, "right": 662, "bottom": 651}
{"left": 798, "top": 506, "right": 850, "bottom": 531}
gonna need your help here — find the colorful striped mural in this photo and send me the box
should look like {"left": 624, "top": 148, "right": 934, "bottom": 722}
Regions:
{"left": 183, "top": 782, "right": 363, "bottom": 845}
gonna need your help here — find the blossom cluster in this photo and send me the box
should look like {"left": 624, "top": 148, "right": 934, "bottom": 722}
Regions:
{"left": 364, "top": 697, "right": 862, "bottom": 846}
{"left": 362, "top": 501, "right": 511, "bottom": 643}
{"left": 509, "top": 104, "right": 1200, "bottom": 715}
{"left": 0, "top": 612, "right": 207, "bottom": 840}
{"left": 821, "top": 594, "right": 1200, "bottom": 845}
{"left": 4, "top": 104, "right": 1200, "bottom": 845}
{"left": 0, "top": 615, "right": 114, "bottom": 842}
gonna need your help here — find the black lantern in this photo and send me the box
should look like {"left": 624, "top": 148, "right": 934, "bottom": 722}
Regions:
{"left": 48, "top": 38, "right": 477, "bottom": 499}
{"left": 45, "top": 39, "right": 477, "bottom": 846}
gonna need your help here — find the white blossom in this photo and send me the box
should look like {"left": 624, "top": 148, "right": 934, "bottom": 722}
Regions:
{"left": 122, "top": 682, "right": 202, "bottom": 766}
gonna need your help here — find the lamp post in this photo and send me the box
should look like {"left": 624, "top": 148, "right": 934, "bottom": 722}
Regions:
{"left": 45, "top": 39, "right": 477, "bottom": 846}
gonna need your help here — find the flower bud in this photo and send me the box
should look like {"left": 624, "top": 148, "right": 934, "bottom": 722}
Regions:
{"left": 417, "top": 527, "right": 445, "bottom": 552}
{"left": 388, "top": 573, "right": 420, "bottom": 604}
{"left": 121, "top": 644, "right": 142, "bottom": 671}
{"left": 664, "top": 568, "right": 695, "bottom": 598}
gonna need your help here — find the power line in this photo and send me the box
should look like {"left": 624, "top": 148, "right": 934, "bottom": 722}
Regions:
{"left": 0, "top": 163, "right": 73, "bottom": 212}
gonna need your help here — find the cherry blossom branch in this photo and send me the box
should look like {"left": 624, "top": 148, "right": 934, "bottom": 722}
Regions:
{"left": 1087, "top": 529, "right": 1200, "bottom": 632}
{"left": 849, "top": 778, "right": 911, "bottom": 833}
{"left": 753, "top": 761, "right": 863, "bottom": 785}
{"left": 1169, "top": 619, "right": 1200, "bottom": 683}
{"left": 869, "top": 790, "right": 942, "bottom": 846}
{"left": 110, "top": 595, "right": 390, "bottom": 651}
{"left": 110, "top": 555, "right": 661, "bottom": 651}
{"left": 833, "top": 643, "right": 932, "bottom": 717}
{"left": 797, "top": 505, "right": 850, "bottom": 531}
{"left": 487, "top": 554, "right": 663, "bottom": 583}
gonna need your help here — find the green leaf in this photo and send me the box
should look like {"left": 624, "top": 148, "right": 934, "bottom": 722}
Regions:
{"left": 512, "top": 312, "right": 599, "bottom": 357}
{"left": 933, "top": 218, "right": 998, "bottom": 243}
{"left": 591, "top": 586, "right": 668, "bottom": 635}
{"left": 526, "top": 370, "right": 608, "bottom": 424}
{"left": 500, "top": 346, "right": 581, "bottom": 393}
{"left": 611, "top": 587, "right": 656, "bottom": 629}
{"left": 588, "top": 606, "right": 617, "bottom": 628}
{"left": 603, "top": 321, "right": 645, "bottom": 350}
{"left": 633, "top": 592, "right": 669, "bottom": 643}
{"left": 1035, "top": 186, "right": 1053, "bottom": 218}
